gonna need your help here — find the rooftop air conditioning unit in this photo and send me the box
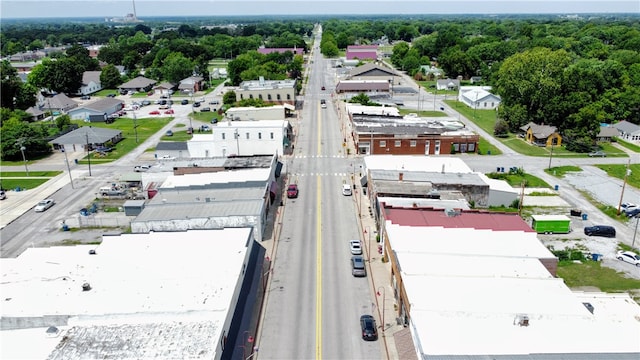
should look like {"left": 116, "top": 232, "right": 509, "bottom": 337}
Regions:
{"left": 82, "top": 282, "right": 92, "bottom": 291}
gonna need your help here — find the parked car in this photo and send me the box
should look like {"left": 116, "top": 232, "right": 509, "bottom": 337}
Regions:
{"left": 200, "top": 125, "right": 210, "bottom": 131}
{"left": 625, "top": 208, "right": 640, "bottom": 217}
{"left": 34, "top": 199, "right": 55, "bottom": 212}
{"left": 588, "top": 151, "right": 606, "bottom": 157}
{"left": 141, "top": 100, "right": 151, "bottom": 106}
{"left": 583, "top": 225, "right": 616, "bottom": 237}
{"left": 164, "top": 109, "right": 175, "bottom": 115}
{"left": 0, "top": 190, "right": 6, "bottom": 200}
{"left": 165, "top": 130, "right": 173, "bottom": 136}
{"left": 159, "top": 104, "right": 170, "bottom": 110}
{"left": 349, "top": 240, "right": 362, "bottom": 255}
{"left": 621, "top": 202, "right": 637, "bottom": 210}
{"left": 321, "top": 86, "right": 326, "bottom": 90}
{"left": 616, "top": 251, "right": 640, "bottom": 267}
{"left": 211, "top": 118, "right": 219, "bottom": 124}
{"left": 134, "top": 164, "right": 151, "bottom": 172}
{"left": 351, "top": 255, "right": 366, "bottom": 277}
{"left": 201, "top": 107, "right": 211, "bottom": 112}
{"left": 149, "top": 110, "right": 160, "bottom": 115}
{"left": 193, "top": 102, "right": 201, "bottom": 108}
{"left": 81, "top": 95, "right": 91, "bottom": 100}
{"left": 287, "top": 184, "right": 299, "bottom": 198}
{"left": 106, "top": 93, "right": 116, "bottom": 98}
{"left": 187, "top": 127, "right": 193, "bottom": 135}
{"left": 159, "top": 155, "right": 176, "bottom": 160}
{"left": 181, "top": 99, "right": 189, "bottom": 105}
{"left": 209, "top": 100, "right": 220, "bottom": 105}
{"left": 94, "top": 146, "right": 113, "bottom": 153}
{"left": 342, "top": 184, "right": 352, "bottom": 196}
{"left": 360, "top": 315, "right": 378, "bottom": 341}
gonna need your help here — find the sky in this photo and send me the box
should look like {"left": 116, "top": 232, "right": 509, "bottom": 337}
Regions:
{"left": 1, "top": 0, "right": 639, "bottom": 19}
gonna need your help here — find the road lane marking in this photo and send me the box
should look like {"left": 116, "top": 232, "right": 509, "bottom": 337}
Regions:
{"left": 315, "top": 101, "right": 323, "bottom": 360}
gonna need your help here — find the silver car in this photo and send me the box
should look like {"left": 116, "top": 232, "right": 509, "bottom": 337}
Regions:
{"left": 34, "top": 199, "right": 55, "bottom": 212}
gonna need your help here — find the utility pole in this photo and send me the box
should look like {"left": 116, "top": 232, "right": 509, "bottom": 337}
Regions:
{"left": 617, "top": 159, "right": 631, "bottom": 215}
{"left": 62, "top": 146, "right": 74, "bottom": 189}
{"left": 86, "top": 132, "right": 92, "bottom": 176}
{"left": 133, "top": 112, "right": 139, "bottom": 143}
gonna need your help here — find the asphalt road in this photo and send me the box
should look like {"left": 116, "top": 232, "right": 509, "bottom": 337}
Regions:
{"left": 257, "top": 35, "right": 380, "bottom": 359}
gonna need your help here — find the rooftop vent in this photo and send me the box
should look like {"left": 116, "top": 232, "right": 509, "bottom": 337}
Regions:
{"left": 514, "top": 314, "right": 529, "bottom": 327}
{"left": 82, "top": 282, "right": 92, "bottom": 292}
{"left": 582, "top": 302, "right": 595, "bottom": 314}
{"left": 445, "top": 208, "right": 460, "bottom": 217}
{"left": 88, "top": 249, "right": 97, "bottom": 255}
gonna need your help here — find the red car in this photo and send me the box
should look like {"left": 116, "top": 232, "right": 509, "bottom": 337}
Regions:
{"left": 286, "top": 184, "right": 299, "bottom": 198}
{"left": 164, "top": 109, "right": 175, "bottom": 114}
{"left": 149, "top": 110, "right": 160, "bottom": 115}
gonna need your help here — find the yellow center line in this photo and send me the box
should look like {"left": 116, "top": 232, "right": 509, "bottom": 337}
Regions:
{"left": 315, "top": 101, "right": 323, "bottom": 359}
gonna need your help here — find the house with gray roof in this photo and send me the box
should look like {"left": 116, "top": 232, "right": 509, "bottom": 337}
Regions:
{"left": 520, "top": 122, "right": 562, "bottom": 147}
{"left": 67, "top": 98, "right": 124, "bottom": 121}
{"left": 459, "top": 87, "right": 501, "bottom": 110}
{"left": 153, "top": 81, "right": 175, "bottom": 96}
{"left": 613, "top": 120, "right": 640, "bottom": 142}
{"left": 335, "top": 80, "right": 390, "bottom": 94}
{"left": 49, "top": 126, "right": 122, "bottom": 153}
{"left": 436, "top": 78, "right": 460, "bottom": 91}
{"left": 41, "top": 93, "right": 78, "bottom": 113}
{"left": 597, "top": 125, "right": 621, "bottom": 142}
{"left": 78, "top": 71, "right": 102, "bottom": 96}
{"left": 118, "top": 76, "right": 156, "bottom": 93}
{"left": 179, "top": 76, "right": 204, "bottom": 93}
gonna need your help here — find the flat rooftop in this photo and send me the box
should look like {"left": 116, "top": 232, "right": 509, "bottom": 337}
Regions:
{"left": 364, "top": 155, "right": 473, "bottom": 173}
{"left": 161, "top": 168, "right": 271, "bottom": 189}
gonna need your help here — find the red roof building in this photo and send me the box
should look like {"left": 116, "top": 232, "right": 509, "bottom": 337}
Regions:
{"left": 346, "top": 45, "right": 378, "bottom": 60}
{"left": 257, "top": 48, "right": 304, "bottom": 56}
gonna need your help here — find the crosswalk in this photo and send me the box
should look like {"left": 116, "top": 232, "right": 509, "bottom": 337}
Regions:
{"left": 288, "top": 172, "right": 352, "bottom": 177}
{"left": 292, "top": 154, "right": 352, "bottom": 159}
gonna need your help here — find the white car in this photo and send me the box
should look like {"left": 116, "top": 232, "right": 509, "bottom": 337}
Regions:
{"left": 134, "top": 165, "right": 151, "bottom": 172}
{"left": 342, "top": 184, "right": 352, "bottom": 196}
{"left": 159, "top": 155, "right": 176, "bottom": 160}
{"left": 349, "top": 239, "right": 362, "bottom": 255}
{"left": 616, "top": 251, "right": 640, "bottom": 267}
{"left": 34, "top": 199, "right": 55, "bottom": 212}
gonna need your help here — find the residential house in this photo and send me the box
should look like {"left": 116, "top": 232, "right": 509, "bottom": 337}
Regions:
{"left": 458, "top": 86, "right": 501, "bottom": 110}
{"left": 9, "top": 61, "right": 38, "bottom": 72}
{"left": 613, "top": 120, "right": 640, "bottom": 142}
{"left": 86, "top": 44, "right": 101, "bottom": 58}
{"left": 40, "top": 93, "right": 78, "bottom": 113}
{"left": 346, "top": 45, "right": 378, "bottom": 60}
{"left": 235, "top": 77, "right": 296, "bottom": 105}
{"left": 520, "top": 122, "right": 562, "bottom": 147}
{"left": 49, "top": 126, "right": 122, "bottom": 153}
{"left": 77, "top": 71, "right": 102, "bottom": 96}
{"left": 179, "top": 76, "right": 204, "bottom": 94}
{"left": 67, "top": 98, "right": 124, "bottom": 121}
{"left": 597, "top": 125, "right": 621, "bottom": 142}
{"left": 118, "top": 76, "right": 156, "bottom": 93}
{"left": 153, "top": 82, "right": 175, "bottom": 96}
{"left": 436, "top": 78, "right": 460, "bottom": 91}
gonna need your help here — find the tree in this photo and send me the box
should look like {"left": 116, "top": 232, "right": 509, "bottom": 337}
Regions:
{"left": 494, "top": 119, "right": 510, "bottom": 137}
{"left": 223, "top": 90, "right": 236, "bottom": 105}
{"left": 391, "top": 41, "right": 410, "bottom": 69}
{"left": 494, "top": 48, "right": 573, "bottom": 126}
{"left": 349, "top": 93, "right": 372, "bottom": 105}
{"left": 161, "top": 52, "right": 194, "bottom": 84}
{"left": 55, "top": 114, "right": 71, "bottom": 131}
{"left": 100, "top": 64, "right": 122, "bottom": 89}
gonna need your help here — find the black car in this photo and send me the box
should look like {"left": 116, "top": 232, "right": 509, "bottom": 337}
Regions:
{"left": 360, "top": 315, "right": 378, "bottom": 341}
{"left": 201, "top": 107, "right": 211, "bottom": 112}
{"left": 106, "top": 93, "right": 116, "bottom": 98}
{"left": 193, "top": 102, "right": 201, "bottom": 108}
{"left": 181, "top": 99, "right": 189, "bottom": 105}
{"left": 584, "top": 225, "right": 616, "bottom": 237}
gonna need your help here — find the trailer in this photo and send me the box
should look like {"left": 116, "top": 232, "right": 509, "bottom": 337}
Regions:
{"left": 531, "top": 215, "right": 572, "bottom": 234}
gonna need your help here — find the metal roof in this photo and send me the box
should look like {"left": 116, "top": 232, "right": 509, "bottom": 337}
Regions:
{"left": 370, "top": 169, "right": 487, "bottom": 186}
{"left": 133, "top": 199, "right": 264, "bottom": 222}
{"left": 49, "top": 126, "right": 121, "bottom": 145}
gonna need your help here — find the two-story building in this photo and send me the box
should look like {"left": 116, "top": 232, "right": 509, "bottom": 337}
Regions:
{"left": 235, "top": 77, "right": 296, "bottom": 105}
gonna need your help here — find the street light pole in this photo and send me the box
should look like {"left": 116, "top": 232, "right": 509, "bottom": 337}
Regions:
{"left": 19, "top": 145, "right": 29, "bottom": 176}
{"left": 133, "top": 112, "right": 139, "bottom": 143}
{"left": 235, "top": 128, "right": 240, "bottom": 155}
{"left": 547, "top": 143, "right": 555, "bottom": 170}
{"left": 85, "top": 132, "right": 92, "bottom": 177}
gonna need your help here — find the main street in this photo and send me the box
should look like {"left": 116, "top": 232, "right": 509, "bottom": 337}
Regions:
{"left": 257, "top": 31, "right": 381, "bottom": 359}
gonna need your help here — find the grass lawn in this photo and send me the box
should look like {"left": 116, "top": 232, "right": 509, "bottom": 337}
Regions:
{"left": 0, "top": 171, "right": 62, "bottom": 177}
{"left": 595, "top": 163, "right": 640, "bottom": 189}
{"left": 1, "top": 178, "right": 54, "bottom": 190}
{"left": 95, "top": 89, "right": 119, "bottom": 97}
{"left": 71, "top": 117, "right": 171, "bottom": 163}
{"left": 615, "top": 137, "right": 640, "bottom": 152}
{"left": 477, "top": 137, "right": 502, "bottom": 155}
{"left": 557, "top": 260, "right": 640, "bottom": 294}
{"left": 486, "top": 171, "right": 552, "bottom": 188}
{"left": 443, "top": 99, "right": 629, "bottom": 158}
{"left": 545, "top": 166, "right": 582, "bottom": 178}
{"left": 161, "top": 131, "right": 193, "bottom": 142}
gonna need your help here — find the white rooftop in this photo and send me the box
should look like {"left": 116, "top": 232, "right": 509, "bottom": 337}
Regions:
{"left": 161, "top": 168, "right": 271, "bottom": 189}
{"left": 387, "top": 223, "right": 554, "bottom": 258}
{"left": 346, "top": 104, "right": 400, "bottom": 116}
{"left": 393, "top": 229, "right": 640, "bottom": 356}
{"left": 217, "top": 119, "right": 288, "bottom": 128}
{"left": 0, "top": 228, "right": 252, "bottom": 359}
{"left": 364, "top": 155, "right": 472, "bottom": 174}
{"left": 531, "top": 214, "right": 572, "bottom": 221}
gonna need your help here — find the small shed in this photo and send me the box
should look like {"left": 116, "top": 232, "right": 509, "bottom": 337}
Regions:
{"left": 123, "top": 200, "right": 146, "bottom": 216}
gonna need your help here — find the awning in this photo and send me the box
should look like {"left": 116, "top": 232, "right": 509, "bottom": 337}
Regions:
{"left": 270, "top": 180, "right": 279, "bottom": 194}
{"left": 275, "top": 161, "right": 283, "bottom": 178}
{"left": 360, "top": 175, "right": 368, "bottom": 187}
{"left": 283, "top": 103, "right": 295, "bottom": 110}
